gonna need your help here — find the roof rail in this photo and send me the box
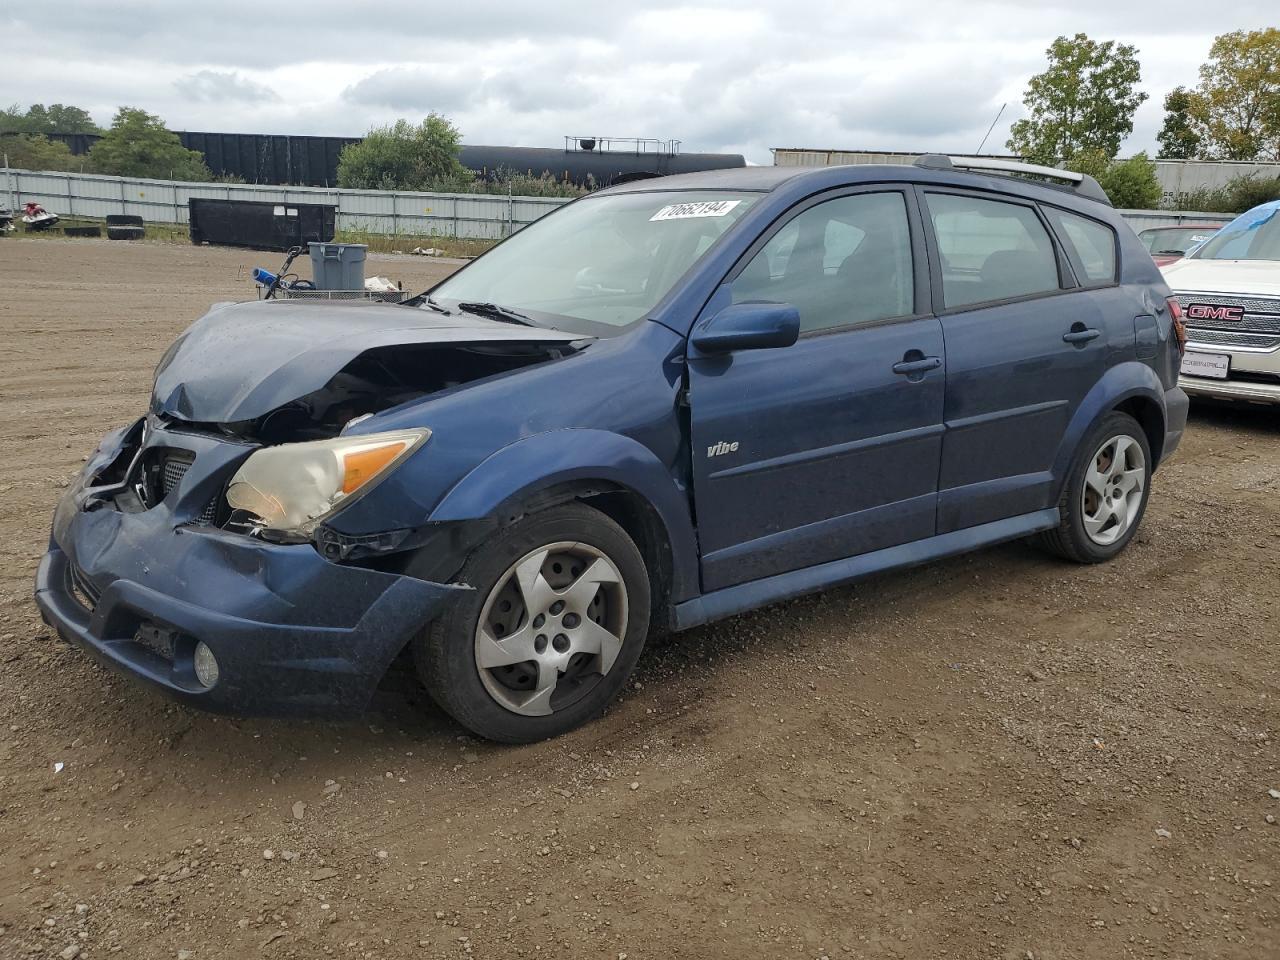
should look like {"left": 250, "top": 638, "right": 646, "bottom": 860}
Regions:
{"left": 913, "top": 154, "right": 1111, "bottom": 206}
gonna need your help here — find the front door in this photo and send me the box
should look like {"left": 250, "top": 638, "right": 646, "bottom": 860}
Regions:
{"left": 687, "top": 188, "right": 946, "bottom": 593}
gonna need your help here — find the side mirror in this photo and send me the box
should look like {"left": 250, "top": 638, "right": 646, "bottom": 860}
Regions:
{"left": 690, "top": 301, "right": 800, "bottom": 354}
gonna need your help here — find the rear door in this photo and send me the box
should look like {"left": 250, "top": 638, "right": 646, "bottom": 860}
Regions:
{"left": 686, "top": 187, "right": 945, "bottom": 592}
{"left": 919, "top": 189, "right": 1122, "bottom": 532}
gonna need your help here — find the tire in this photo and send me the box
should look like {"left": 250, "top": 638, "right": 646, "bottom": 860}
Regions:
{"left": 105, "top": 214, "right": 144, "bottom": 227}
{"left": 63, "top": 226, "right": 101, "bottom": 238}
{"left": 413, "top": 502, "right": 650, "bottom": 743}
{"left": 107, "top": 226, "right": 145, "bottom": 241}
{"left": 1038, "top": 411, "right": 1152, "bottom": 564}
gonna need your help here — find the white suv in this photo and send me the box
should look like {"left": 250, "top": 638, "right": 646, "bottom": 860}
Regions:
{"left": 1162, "top": 200, "right": 1280, "bottom": 404}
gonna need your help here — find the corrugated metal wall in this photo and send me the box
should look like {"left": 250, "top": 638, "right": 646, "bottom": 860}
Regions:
{"left": 770, "top": 148, "right": 1280, "bottom": 203}
{"left": 1, "top": 168, "right": 570, "bottom": 239}
{"left": 772, "top": 149, "right": 926, "bottom": 167}
{"left": 1115, "top": 209, "right": 1234, "bottom": 232}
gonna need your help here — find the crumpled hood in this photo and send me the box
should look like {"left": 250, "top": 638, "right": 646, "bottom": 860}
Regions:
{"left": 152, "top": 299, "right": 587, "bottom": 423}
{"left": 1161, "top": 258, "right": 1280, "bottom": 298}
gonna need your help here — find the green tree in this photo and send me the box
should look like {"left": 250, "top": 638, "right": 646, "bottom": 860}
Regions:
{"left": 1156, "top": 87, "right": 1202, "bottom": 159}
{"left": 336, "top": 114, "right": 472, "bottom": 191}
{"left": 0, "top": 103, "right": 101, "bottom": 134}
{"left": 1007, "top": 34, "right": 1148, "bottom": 165}
{"left": 88, "top": 107, "right": 211, "bottom": 181}
{"left": 0, "top": 133, "right": 81, "bottom": 171}
{"left": 1185, "top": 28, "right": 1280, "bottom": 161}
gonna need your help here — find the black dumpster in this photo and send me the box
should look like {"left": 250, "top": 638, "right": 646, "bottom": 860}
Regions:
{"left": 188, "top": 198, "right": 336, "bottom": 251}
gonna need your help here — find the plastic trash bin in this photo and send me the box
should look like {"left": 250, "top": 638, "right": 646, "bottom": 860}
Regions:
{"left": 308, "top": 242, "right": 368, "bottom": 290}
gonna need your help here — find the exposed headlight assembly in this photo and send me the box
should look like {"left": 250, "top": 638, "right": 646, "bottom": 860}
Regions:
{"left": 226, "top": 428, "right": 429, "bottom": 538}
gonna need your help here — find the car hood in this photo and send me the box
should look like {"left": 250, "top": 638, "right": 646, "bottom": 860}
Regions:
{"left": 1160, "top": 258, "right": 1280, "bottom": 297}
{"left": 151, "top": 298, "right": 588, "bottom": 424}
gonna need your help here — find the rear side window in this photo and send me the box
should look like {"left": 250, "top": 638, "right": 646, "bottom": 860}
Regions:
{"left": 1045, "top": 208, "right": 1117, "bottom": 285}
{"left": 925, "top": 193, "right": 1061, "bottom": 308}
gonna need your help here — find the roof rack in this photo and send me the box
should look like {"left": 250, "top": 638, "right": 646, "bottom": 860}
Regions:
{"left": 913, "top": 154, "right": 1111, "bottom": 206}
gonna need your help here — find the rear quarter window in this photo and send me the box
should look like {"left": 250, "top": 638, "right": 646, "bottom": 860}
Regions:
{"left": 1045, "top": 207, "right": 1117, "bottom": 285}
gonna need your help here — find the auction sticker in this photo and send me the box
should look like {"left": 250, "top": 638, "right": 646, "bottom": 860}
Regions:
{"left": 650, "top": 200, "right": 742, "bottom": 221}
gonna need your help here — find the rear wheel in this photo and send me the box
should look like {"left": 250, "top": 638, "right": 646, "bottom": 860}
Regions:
{"left": 1038, "top": 411, "right": 1152, "bottom": 563}
{"left": 414, "top": 503, "right": 650, "bottom": 743}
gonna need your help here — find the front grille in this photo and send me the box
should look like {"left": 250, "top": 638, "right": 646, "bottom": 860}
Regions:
{"left": 1186, "top": 328, "right": 1280, "bottom": 350}
{"left": 156, "top": 451, "right": 218, "bottom": 525}
{"left": 161, "top": 453, "right": 193, "bottom": 498}
{"left": 1175, "top": 292, "right": 1280, "bottom": 337}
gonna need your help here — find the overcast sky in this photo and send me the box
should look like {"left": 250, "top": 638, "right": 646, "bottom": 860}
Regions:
{"left": 3, "top": 2, "right": 1275, "bottom": 163}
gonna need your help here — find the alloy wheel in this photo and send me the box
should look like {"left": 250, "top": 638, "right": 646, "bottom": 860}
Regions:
{"left": 1080, "top": 434, "right": 1146, "bottom": 546}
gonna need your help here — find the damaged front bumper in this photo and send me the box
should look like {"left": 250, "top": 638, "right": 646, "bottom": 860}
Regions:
{"left": 34, "top": 420, "right": 465, "bottom": 716}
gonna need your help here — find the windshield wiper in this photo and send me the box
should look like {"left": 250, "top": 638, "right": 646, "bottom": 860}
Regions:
{"left": 420, "top": 295, "right": 452, "bottom": 314}
{"left": 457, "top": 301, "right": 539, "bottom": 327}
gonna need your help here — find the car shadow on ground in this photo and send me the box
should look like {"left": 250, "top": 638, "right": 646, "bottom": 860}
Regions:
{"left": 374, "top": 537, "right": 1042, "bottom": 731}
{"left": 1186, "top": 398, "right": 1280, "bottom": 434}
{"left": 137, "top": 535, "right": 1051, "bottom": 765}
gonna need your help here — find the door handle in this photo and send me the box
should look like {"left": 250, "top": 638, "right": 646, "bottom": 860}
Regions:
{"left": 1063, "top": 325, "right": 1101, "bottom": 345}
{"left": 892, "top": 355, "right": 942, "bottom": 375}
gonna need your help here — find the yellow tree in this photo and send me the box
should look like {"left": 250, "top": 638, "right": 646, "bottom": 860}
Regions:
{"left": 1188, "top": 28, "right": 1280, "bottom": 161}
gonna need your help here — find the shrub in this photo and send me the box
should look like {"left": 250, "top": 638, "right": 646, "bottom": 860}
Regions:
{"left": 1097, "top": 153, "right": 1163, "bottom": 209}
{"left": 1167, "top": 173, "right": 1280, "bottom": 213}
{"left": 464, "top": 167, "right": 596, "bottom": 198}
{"left": 1065, "top": 150, "right": 1162, "bottom": 208}
{"left": 337, "top": 115, "right": 471, "bottom": 192}
{"left": 0, "top": 133, "right": 81, "bottom": 172}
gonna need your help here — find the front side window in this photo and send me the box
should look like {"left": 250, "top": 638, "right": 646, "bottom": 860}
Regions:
{"left": 926, "top": 193, "right": 1061, "bottom": 308}
{"left": 429, "top": 191, "right": 760, "bottom": 336}
{"left": 1046, "top": 208, "right": 1117, "bottom": 285}
{"left": 730, "top": 191, "right": 914, "bottom": 333}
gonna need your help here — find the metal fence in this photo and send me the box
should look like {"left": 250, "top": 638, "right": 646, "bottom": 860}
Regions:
{"left": 1, "top": 167, "right": 571, "bottom": 240}
{"left": 0, "top": 166, "right": 1240, "bottom": 241}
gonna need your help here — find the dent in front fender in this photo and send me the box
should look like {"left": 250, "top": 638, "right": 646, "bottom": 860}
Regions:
{"left": 423, "top": 429, "right": 700, "bottom": 604}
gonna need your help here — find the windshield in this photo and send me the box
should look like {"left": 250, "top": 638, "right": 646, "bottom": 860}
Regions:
{"left": 428, "top": 190, "right": 760, "bottom": 336}
{"left": 1192, "top": 202, "right": 1280, "bottom": 261}
{"left": 1139, "top": 226, "right": 1218, "bottom": 256}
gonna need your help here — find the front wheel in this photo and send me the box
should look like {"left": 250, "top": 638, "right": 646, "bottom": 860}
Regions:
{"left": 1038, "top": 411, "right": 1152, "bottom": 563}
{"left": 413, "top": 503, "right": 650, "bottom": 743}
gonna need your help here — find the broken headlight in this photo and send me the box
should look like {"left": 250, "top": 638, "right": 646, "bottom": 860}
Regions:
{"left": 225, "top": 428, "right": 429, "bottom": 538}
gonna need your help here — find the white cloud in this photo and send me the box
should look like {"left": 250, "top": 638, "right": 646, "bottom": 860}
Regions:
{"left": 1, "top": 2, "right": 1275, "bottom": 162}
{"left": 174, "top": 70, "right": 280, "bottom": 104}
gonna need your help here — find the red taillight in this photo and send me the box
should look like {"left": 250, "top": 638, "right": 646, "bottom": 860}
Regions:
{"left": 1167, "top": 297, "right": 1187, "bottom": 354}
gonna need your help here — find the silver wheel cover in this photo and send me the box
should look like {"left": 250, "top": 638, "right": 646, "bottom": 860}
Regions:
{"left": 473, "top": 541, "right": 628, "bottom": 716}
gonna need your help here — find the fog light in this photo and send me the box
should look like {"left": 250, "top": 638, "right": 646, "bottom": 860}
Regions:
{"left": 193, "top": 642, "right": 220, "bottom": 688}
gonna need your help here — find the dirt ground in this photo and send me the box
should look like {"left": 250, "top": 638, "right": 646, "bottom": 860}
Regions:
{"left": 0, "top": 238, "right": 1277, "bottom": 960}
